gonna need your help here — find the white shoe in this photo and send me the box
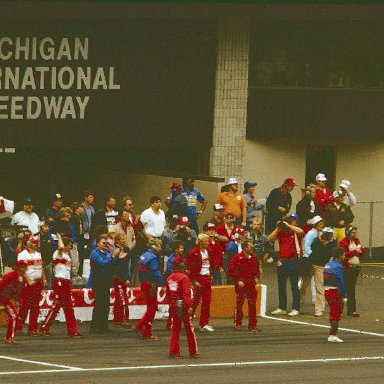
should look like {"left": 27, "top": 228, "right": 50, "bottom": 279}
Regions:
{"left": 314, "top": 311, "right": 324, "bottom": 317}
{"left": 271, "top": 308, "right": 287, "bottom": 315}
{"left": 266, "top": 257, "right": 274, "bottom": 264}
{"left": 288, "top": 310, "right": 299, "bottom": 316}
{"left": 199, "top": 325, "right": 214, "bottom": 332}
{"left": 328, "top": 335, "right": 343, "bottom": 343}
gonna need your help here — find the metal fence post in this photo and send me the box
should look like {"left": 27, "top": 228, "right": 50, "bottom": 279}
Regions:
{"left": 369, "top": 202, "right": 374, "bottom": 258}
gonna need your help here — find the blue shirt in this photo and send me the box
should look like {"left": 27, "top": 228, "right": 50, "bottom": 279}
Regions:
{"left": 304, "top": 228, "right": 318, "bottom": 258}
{"left": 137, "top": 250, "right": 164, "bottom": 285}
{"left": 181, "top": 188, "right": 206, "bottom": 220}
{"left": 86, "top": 247, "right": 117, "bottom": 288}
{"left": 323, "top": 258, "right": 346, "bottom": 297}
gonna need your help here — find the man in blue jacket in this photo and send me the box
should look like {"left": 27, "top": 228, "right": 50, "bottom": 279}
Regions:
{"left": 323, "top": 246, "right": 347, "bottom": 343}
{"left": 89, "top": 235, "right": 121, "bottom": 334}
{"left": 135, "top": 238, "right": 165, "bottom": 340}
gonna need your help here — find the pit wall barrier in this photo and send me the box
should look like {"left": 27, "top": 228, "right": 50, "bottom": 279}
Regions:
{"left": 0, "top": 284, "right": 267, "bottom": 325}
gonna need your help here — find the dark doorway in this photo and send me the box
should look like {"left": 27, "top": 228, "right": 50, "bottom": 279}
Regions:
{"left": 305, "top": 145, "right": 336, "bottom": 190}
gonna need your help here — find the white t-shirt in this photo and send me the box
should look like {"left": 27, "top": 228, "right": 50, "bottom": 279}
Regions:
{"left": 140, "top": 208, "right": 166, "bottom": 237}
{"left": 11, "top": 211, "right": 40, "bottom": 235}
{"left": 17, "top": 249, "right": 43, "bottom": 281}
{"left": 53, "top": 250, "right": 71, "bottom": 280}
{"left": 200, "top": 249, "right": 210, "bottom": 276}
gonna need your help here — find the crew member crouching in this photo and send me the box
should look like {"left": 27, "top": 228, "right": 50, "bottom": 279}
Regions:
{"left": 0, "top": 260, "right": 30, "bottom": 344}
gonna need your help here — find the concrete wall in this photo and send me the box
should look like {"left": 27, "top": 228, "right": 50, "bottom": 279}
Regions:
{"left": 243, "top": 138, "right": 306, "bottom": 205}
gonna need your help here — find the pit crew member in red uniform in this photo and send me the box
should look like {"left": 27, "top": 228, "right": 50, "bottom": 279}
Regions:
{"left": 228, "top": 240, "right": 260, "bottom": 331}
{"left": 166, "top": 257, "right": 199, "bottom": 358}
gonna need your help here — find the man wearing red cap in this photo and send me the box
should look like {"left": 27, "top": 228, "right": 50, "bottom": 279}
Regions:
{"left": 15, "top": 236, "right": 47, "bottom": 336}
{"left": 165, "top": 182, "right": 189, "bottom": 219}
{"left": 228, "top": 240, "right": 260, "bottom": 331}
{"left": 188, "top": 234, "right": 214, "bottom": 332}
{"left": 225, "top": 227, "right": 247, "bottom": 284}
{"left": 0, "top": 260, "right": 31, "bottom": 344}
{"left": 266, "top": 178, "right": 298, "bottom": 234}
{"left": 166, "top": 257, "right": 199, "bottom": 358}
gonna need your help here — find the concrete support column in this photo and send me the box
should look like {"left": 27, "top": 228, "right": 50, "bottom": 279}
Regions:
{"left": 209, "top": 19, "right": 250, "bottom": 185}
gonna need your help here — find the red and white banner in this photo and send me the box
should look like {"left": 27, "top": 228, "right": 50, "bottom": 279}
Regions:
{"left": 37, "top": 287, "right": 169, "bottom": 323}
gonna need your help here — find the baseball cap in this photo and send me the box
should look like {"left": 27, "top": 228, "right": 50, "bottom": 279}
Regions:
{"left": 235, "top": 227, "right": 247, "bottom": 235}
{"left": 178, "top": 216, "right": 190, "bottom": 225}
{"left": 310, "top": 215, "right": 323, "bottom": 226}
{"left": 340, "top": 180, "right": 351, "bottom": 190}
{"left": 315, "top": 173, "right": 327, "bottom": 182}
{"left": 170, "top": 182, "right": 182, "bottom": 191}
{"left": 52, "top": 193, "right": 62, "bottom": 201}
{"left": 244, "top": 181, "right": 257, "bottom": 189}
{"left": 226, "top": 177, "right": 238, "bottom": 186}
{"left": 214, "top": 203, "right": 224, "bottom": 211}
{"left": 172, "top": 256, "right": 187, "bottom": 268}
{"left": 224, "top": 210, "right": 234, "bottom": 217}
{"left": 24, "top": 198, "right": 33, "bottom": 205}
{"left": 205, "top": 222, "right": 217, "bottom": 231}
{"left": 289, "top": 213, "right": 299, "bottom": 221}
{"left": 322, "top": 227, "right": 334, "bottom": 234}
{"left": 284, "top": 178, "right": 299, "bottom": 186}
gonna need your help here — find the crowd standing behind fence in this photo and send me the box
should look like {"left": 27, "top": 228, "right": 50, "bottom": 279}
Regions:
{"left": 0, "top": 173, "right": 374, "bottom": 345}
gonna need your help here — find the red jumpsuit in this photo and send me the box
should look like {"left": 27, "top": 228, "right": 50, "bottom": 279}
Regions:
{"left": 112, "top": 277, "right": 130, "bottom": 326}
{"left": 228, "top": 251, "right": 260, "bottom": 330}
{"left": 15, "top": 249, "right": 44, "bottom": 333}
{"left": 41, "top": 251, "right": 79, "bottom": 336}
{"left": 166, "top": 270, "right": 198, "bottom": 357}
{"left": 187, "top": 246, "right": 212, "bottom": 327}
{"left": 0, "top": 270, "right": 24, "bottom": 340}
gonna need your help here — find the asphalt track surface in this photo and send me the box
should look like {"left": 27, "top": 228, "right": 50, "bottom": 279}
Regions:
{"left": 1, "top": 263, "right": 383, "bottom": 384}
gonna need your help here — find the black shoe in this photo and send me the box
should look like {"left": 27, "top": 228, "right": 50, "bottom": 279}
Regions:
{"left": 90, "top": 328, "right": 105, "bottom": 334}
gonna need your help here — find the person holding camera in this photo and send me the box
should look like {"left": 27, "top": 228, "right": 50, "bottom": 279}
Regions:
{"left": 265, "top": 178, "right": 298, "bottom": 234}
{"left": 268, "top": 215, "right": 304, "bottom": 317}
{"left": 323, "top": 246, "right": 348, "bottom": 343}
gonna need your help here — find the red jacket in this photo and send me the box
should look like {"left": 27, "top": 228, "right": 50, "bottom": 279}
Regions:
{"left": 227, "top": 251, "right": 260, "bottom": 282}
{"left": 315, "top": 188, "right": 334, "bottom": 213}
{"left": 187, "top": 246, "right": 212, "bottom": 282}
{"left": 166, "top": 270, "right": 193, "bottom": 308}
{"left": 207, "top": 238, "right": 223, "bottom": 269}
{"left": 0, "top": 269, "right": 24, "bottom": 300}
{"left": 338, "top": 237, "right": 364, "bottom": 270}
{"left": 216, "top": 224, "right": 239, "bottom": 243}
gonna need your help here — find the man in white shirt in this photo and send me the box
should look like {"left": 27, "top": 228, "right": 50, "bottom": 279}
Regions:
{"left": 11, "top": 198, "right": 40, "bottom": 235}
{"left": 140, "top": 196, "right": 166, "bottom": 239}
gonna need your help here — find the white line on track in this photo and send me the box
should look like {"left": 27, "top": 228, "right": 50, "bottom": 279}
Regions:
{"left": 0, "top": 356, "right": 383, "bottom": 375}
{"left": 0, "top": 355, "right": 81, "bottom": 370}
{"left": 262, "top": 315, "right": 384, "bottom": 337}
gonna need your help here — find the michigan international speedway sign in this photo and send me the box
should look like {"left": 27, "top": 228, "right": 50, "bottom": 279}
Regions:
{"left": 0, "top": 37, "right": 120, "bottom": 120}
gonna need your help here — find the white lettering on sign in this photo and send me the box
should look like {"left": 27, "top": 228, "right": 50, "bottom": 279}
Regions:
{"left": 0, "top": 37, "right": 119, "bottom": 120}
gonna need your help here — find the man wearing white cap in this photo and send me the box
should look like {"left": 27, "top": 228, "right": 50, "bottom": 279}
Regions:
{"left": 314, "top": 173, "right": 333, "bottom": 214}
{"left": 339, "top": 180, "right": 357, "bottom": 207}
{"left": 300, "top": 216, "right": 324, "bottom": 309}
{"left": 216, "top": 178, "right": 247, "bottom": 227}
